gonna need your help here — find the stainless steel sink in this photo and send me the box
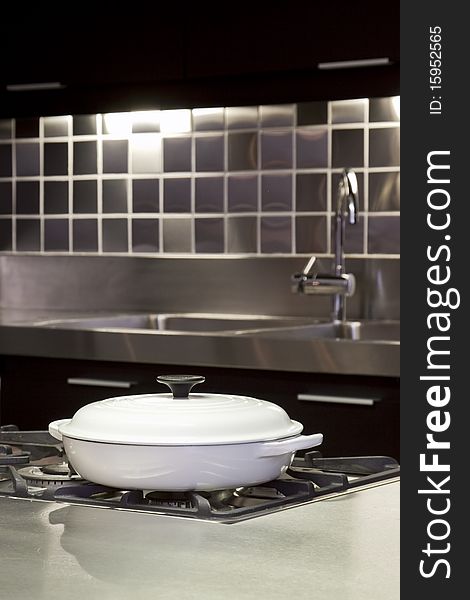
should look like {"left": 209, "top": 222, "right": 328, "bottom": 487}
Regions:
{"left": 34, "top": 313, "right": 399, "bottom": 343}
{"left": 34, "top": 313, "right": 315, "bottom": 333}
{"left": 243, "top": 320, "right": 400, "bottom": 342}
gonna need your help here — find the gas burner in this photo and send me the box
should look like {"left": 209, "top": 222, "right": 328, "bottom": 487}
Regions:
{"left": 17, "top": 463, "right": 83, "bottom": 486}
{"left": 143, "top": 487, "right": 274, "bottom": 510}
{"left": 145, "top": 491, "right": 194, "bottom": 509}
{"left": 42, "top": 463, "right": 76, "bottom": 476}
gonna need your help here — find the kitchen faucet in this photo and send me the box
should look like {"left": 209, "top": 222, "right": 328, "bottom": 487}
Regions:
{"left": 292, "top": 169, "right": 359, "bottom": 322}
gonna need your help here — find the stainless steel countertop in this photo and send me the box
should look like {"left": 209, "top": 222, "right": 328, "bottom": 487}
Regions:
{"left": 0, "top": 309, "right": 400, "bottom": 377}
{"left": 0, "top": 309, "right": 399, "bottom": 377}
{"left": 0, "top": 481, "right": 399, "bottom": 600}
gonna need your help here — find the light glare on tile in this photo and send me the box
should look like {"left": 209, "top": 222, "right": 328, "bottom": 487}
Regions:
{"left": 131, "top": 134, "right": 162, "bottom": 173}
{"left": 160, "top": 110, "right": 191, "bottom": 134}
{"left": 103, "top": 112, "right": 132, "bottom": 135}
{"left": 46, "top": 114, "right": 71, "bottom": 120}
{"left": 192, "top": 107, "right": 224, "bottom": 117}
{"left": 392, "top": 96, "right": 400, "bottom": 119}
{"left": 132, "top": 111, "right": 160, "bottom": 126}
{"left": 333, "top": 99, "right": 364, "bottom": 106}
{"left": 331, "top": 98, "right": 367, "bottom": 124}
{"left": 131, "top": 133, "right": 161, "bottom": 150}
{"left": 43, "top": 115, "right": 71, "bottom": 136}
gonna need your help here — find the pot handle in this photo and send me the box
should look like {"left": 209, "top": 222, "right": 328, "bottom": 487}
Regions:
{"left": 157, "top": 375, "right": 205, "bottom": 398}
{"left": 48, "top": 419, "right": 71, "bottom": 442}
{"left": 255, "top": 433, "right": 323, "bottom": 458}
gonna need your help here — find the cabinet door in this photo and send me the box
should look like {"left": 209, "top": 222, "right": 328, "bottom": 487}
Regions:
{"left": 0, "top": 356, "right": 159, "bottom": 430}
{"left": 68, "top": 25, "right": 184, "bottom": 87}
{"left": 0, "top": 357, "right": 399, "bottom": 460}
{"left": 185, "top": 5, "right": 399, "bottom": 79}
{"left": 285, "top": 392, "right": 399, "bottom": 460}
{"left": 1, "top": 21, "right": 183, "bottom": 89}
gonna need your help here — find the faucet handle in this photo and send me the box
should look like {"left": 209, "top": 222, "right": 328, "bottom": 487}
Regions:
{"left": 302, "top": 256, "right": 318, "bottom": 277}
{"left": 291, "top": 255, "right": 320, "bottom": 293}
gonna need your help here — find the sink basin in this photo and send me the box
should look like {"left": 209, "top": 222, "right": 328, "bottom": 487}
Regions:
{"left": 33, "top": 314, "right": 399, "bottom": 342}
{"left": 35, "top": 313, "right": 314, "bottom": 333}
{"left": 243, "top": 320, "right": 400, "bottom": 342}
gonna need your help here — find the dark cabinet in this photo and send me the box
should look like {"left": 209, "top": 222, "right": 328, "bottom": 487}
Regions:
{"left": 0, "top": 356, "right": 156, "bottom": 428}
{"left": 0, "top": 17, "right": 184, "bottom": 117}
{"left": 1, "top": 19, "right": 184, "bottom": 89}
{"left": 185, "top": 5, "right": 399, "bottom": 79}
{"left": 0, "top": 355, "right": 399, "bottom": 460}
{"left": 0, "top": 4, "right": 399, "bottom": 118}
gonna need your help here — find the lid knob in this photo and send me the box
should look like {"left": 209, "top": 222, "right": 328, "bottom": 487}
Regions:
{"left": 157, "top": 375, "right": 205, "bottom": 399}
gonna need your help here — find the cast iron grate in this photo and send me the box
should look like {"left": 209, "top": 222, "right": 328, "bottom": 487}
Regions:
{"left": 0, "top": 449, "right": 399, "bottom": 523}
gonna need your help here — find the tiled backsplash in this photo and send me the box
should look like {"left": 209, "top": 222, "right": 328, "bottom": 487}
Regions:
{"left": 0, "top": 97, "right": 400, "bottom": 256}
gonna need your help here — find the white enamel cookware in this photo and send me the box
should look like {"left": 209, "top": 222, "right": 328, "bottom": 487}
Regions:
{"left": 49, "top": 375, "right": 323, "bottom": 491}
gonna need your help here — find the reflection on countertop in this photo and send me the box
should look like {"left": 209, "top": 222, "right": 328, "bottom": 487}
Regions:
{"left": 0, "top": 481, "right": 400, "bottom": 600}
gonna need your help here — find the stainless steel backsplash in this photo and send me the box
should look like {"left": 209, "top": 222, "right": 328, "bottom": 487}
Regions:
{"left": 0, "top": 255, "right": 399, "bottom": 320}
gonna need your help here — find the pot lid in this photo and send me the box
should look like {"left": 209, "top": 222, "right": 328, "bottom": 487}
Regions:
{"left": 57, "top": 374, "right": 303, "bottom": 445}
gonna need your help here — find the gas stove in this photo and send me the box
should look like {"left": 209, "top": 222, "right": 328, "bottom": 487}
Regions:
{"left": 0, "top": 425, "right": 399, "bottom": 523}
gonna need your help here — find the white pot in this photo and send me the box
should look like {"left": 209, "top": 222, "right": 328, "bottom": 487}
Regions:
{"left": 49, "top": 374, "right": 323, "bottom": 491}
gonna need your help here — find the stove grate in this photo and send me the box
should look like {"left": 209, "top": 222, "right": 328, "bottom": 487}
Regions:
{"left": 0, "top": 450, "right": 400, "bottom": 523}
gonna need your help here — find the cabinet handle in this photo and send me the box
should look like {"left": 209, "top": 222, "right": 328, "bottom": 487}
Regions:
{"left": 297, "top": 394, "right": 377, "bottom": 406}
{"left": 318, "top": 58, "right": 391, "bottom": 70}
{"left": 6, "top": 82, "right": 65, "bottom": 92}
{"left": 67, "top": 378, "right": 135, "bottom": 389}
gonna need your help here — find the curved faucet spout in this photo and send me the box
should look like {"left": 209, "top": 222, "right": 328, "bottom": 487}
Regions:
{"left": 333, "top": 169, "right": 359, "bottom": 320}
{"left": 339, "top": 169, "right": 359, "bottom": 225}
{"left": 335, "top": 169, "right": 359, "bottom": 277}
